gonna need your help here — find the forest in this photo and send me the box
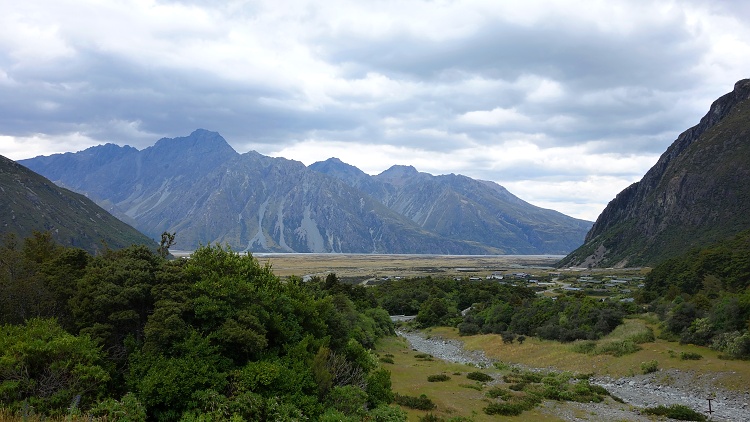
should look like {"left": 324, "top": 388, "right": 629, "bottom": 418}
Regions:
{"left": 0, "top": 232, "right": 402, "bottom": 421}
{"left": 641, "top": 229, "right": 750, "bottom": 359}
{"left": 373, "top": 277, "right": 634, "bottom": 342}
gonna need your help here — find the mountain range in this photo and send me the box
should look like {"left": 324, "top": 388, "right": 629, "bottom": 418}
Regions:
{"left": 20, "top": 130, "right": 592, "bottom": 254}
{"left": 0, "top": 155, "right": 155, "bottom": 253}
{"left": 559, "top": 79, "right": 750, "bottom": 268}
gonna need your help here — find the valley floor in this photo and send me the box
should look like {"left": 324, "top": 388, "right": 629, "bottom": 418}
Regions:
{"left": 387, "top": 328, "right": 750, "bottom": 422}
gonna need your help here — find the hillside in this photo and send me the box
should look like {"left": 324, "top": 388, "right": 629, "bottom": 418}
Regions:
{"left": 559, "top": 79, "right": 750, "bottom": 268}
{"left": 0, "top": 155, "right": 156, "bottom": 253}
{"left": 22, "top": 130, "right": 591, "bottom": 254}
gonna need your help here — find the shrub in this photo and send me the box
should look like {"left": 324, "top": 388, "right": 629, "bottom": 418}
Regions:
{"left": 627, "top": 327, "right": 656, "bottom": 344}
{"left": 485, "top": 387, "right": 513, "bottom": 400}
{"left": 418, "top": 414, "right": 442, "bottom": 422}
{"left": 596, "top": 339, "right": 641, "bottom": 356}
{"left": 640, "top": 360, "right": 659, "bottom": 374}
{"left": 414, "top": 353, "right": 433, "bottom": 361}
{"left": 679, "top": 351, "right": 703, "bottom": 360}
{"left": 493, "top": 361, "right": 510, "bottom": 370}
{"left": 571, "top": 340, "right": 597, "bottom": 354}
{"left": 643, "top": 404, "right": 707, "bottom": 421}
{"left": 466, "top": 371, "right": 493, "bottom": 382}
{"left": 427, "top": 374, "right": 451, "bottom": 382}
{"left": 483, "top": 394, "right": 540, "bottom": 416}
{"left": 394, "top": 393, "right": 436, "bottom": 410}
{"left": 380, "top": 356, "right": 395, "bottom": 364}
{"left": 457, "top": 322, "right": 481, "bottom": 336}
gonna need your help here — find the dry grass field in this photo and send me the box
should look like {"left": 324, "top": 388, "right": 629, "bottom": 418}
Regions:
{"left": 246, "top": 253, "right": 562, "bottom": 280}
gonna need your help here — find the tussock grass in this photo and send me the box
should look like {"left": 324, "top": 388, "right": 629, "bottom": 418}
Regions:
{"left": 428, "top": 317, "right": 750, "bottom": 392}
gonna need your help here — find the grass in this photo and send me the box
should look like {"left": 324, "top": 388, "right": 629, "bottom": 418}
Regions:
{"left": 429, "top": 314, "right": 750, "bottom": 392}
{"left": 376, "top": 336, "right": 568, "bottom": 421}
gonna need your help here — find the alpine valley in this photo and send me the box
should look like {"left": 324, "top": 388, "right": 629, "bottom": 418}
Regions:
{"left": 20, "top": 131, "right": 592, "bottom": 254}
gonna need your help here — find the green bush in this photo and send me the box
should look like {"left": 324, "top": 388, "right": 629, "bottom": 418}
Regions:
{"left": 483, "top": 394, "right": 540, "bottom": 416}
{"left": 571, "top": 340, "right": 597, "bottom": 354}
{"left": 459, "top": 383, "right": 483, "bottom": 391}
{"left": 414, "top": 353, "right": 433, "bottom": 361}
{"left": 679, "top": 351, "right": 703, "bottom": 360}
{"left": 492, "top": 361, "right": 510, "bottom": 370}
{"left": 640, "top": 360, "right": 659, "bottom": 374}
{"left": 393, "top": 393, "right": 436, "bottom": 410}
{"left": 466, "top": 371, "right": 493, "bottom": 382}
{"left": 485, "top": 387, "right": 513, "bottom": 400}
{"left": 643, "top": 404, "right": 707, "bottom": 421}
{"left": 380, "top": 356, "right": 395, "bottom": 364}
{"left": 596, "top": 339, "right": 641, "bottom": 356}
{"left": 427, "top": 374, "right": 451, "bottom": 382}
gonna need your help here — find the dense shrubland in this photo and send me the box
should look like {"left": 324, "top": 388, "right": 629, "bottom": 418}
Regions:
{"left": 0, "top": 232, "right": 400, "bottom": 421}
{"left": 374, "top": 276, "right": 633, "bottom": 342}
{"left": 641, "top": 230, "right": 750, "bottom": 359}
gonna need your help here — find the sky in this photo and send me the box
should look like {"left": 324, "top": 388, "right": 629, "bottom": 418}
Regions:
{"left": 1, "top": 1, "right": 749, "bottom": 221}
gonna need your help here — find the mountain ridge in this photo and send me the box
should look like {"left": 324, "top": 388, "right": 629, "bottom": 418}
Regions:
{"left": 21, "top": 131, "right": 591, "bottom": 254}
{"left": 559, "top": 79, "right": 750, "bottom": 267}
{"left": 0, "top": 155, "right": 156, "bottom": 253}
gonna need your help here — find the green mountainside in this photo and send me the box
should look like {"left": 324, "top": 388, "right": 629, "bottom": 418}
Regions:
{"left": 0, "top": 155, "right": 155, "bottom": 253}
{"left": 559, "top": 79, "right": 750, "bottom": 268}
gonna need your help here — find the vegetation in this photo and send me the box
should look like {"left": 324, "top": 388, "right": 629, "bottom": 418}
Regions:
{"left": 466, "top": 372, "right": 493, "bottom": 382}
{"left": 393, "top": 393, "right": 436, "bottom": 410}
{"left": 642, "top": 230, "right": 750, "bottom": 359}
{"left": 427, "top": 374, "right": 451, "bottom": 382}
{"left": 643, "top": 404, "right": 707, "bottom": 421}
{"left": 374, "top": 276, "right": 634, "bottom": 343}
{"left": 640, "top": 360, "right": 659, "bottom": 374}
{"left": 0, "top": 233, "right": 399, "bottom": 421}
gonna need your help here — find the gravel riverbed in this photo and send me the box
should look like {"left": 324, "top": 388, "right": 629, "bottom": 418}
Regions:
{"left": 397, "top": 329, "right": 750, "bottom": 421}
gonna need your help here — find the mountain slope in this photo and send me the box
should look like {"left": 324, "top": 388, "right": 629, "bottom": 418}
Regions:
{"left": 559, "top": 79, "right": 750, "bottom": 267}
{"left": 310, "top": 159, "right": 592, "bottom": 254}
{"left": 22, "top": 130, "right": 590, "bottom": 254}
{"left": 0, "top": 155, "right": 156, "bottom": 253}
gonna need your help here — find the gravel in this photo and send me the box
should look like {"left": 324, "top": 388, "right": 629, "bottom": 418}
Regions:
{"left": 397, "top": 329, "right": 750, "bottom": 421}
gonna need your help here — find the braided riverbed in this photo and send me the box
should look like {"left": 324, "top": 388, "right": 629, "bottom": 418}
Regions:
{"left": 397, "top": 329, "right": 750, "bottom": 421}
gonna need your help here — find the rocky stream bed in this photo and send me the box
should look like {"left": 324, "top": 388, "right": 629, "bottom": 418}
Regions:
{"left": 397, "top": 329, "right": 750, "bottom": 421}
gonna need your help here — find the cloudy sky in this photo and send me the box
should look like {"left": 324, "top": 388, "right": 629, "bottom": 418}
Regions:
{"left": 1, "top": 0, "right": 749, "bottom": 221}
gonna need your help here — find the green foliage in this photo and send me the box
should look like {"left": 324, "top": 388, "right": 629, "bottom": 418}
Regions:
{"left": 679, "top": 351, "right": 703, "bottom": 360}
{"left": 0, "top": 318, "right": 109, "bottom": 415}
{"left": 427, "top": 374, "right": 451, "bottom": 382}
{"left": 393, "top": 393, "right": 436, "bottom": 410}
{"left": 466, "top": 372, "right": 493, "bottom": 382}
{"left": 640, "top": 360, "right": 659, "bottom": 374}
{"left": 645, "top": 230, "right": 750, "bottom": 358}
{"left": 366, "top": 368, "right": 394, "bottom": 408}
{"left": 0, "top": 238, "right": 398, "bottom": 420}
{"left": 643, "top": 404, "right": 707, "bottom": 421}
{"left": 90, "top": 392, "right": 147, "bottom": 421}
{"left": 489, "top": 369, "right": 611, "bottom": 416}
{"left": 368, "top": 404, "right": 408, "bottom": 422}
{"left": 485, "top": 387, "right": 513, "bottom": 400}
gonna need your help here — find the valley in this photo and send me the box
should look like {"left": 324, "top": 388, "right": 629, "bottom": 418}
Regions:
{"left": 171, "top": 251, "right": 564, "bottom": 279}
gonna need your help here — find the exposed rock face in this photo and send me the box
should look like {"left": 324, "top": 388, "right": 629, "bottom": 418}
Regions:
{"left": 559, "top": 79, "right": 750, "bottom": 267}
{"left": 0, "top": 155, "right": 156, "bottom": 253}
{"left": 311, "top": 159, "right": 592, "bottom": 254}
{"left": 22, "top": 129, "right": 591, "bottom": 254}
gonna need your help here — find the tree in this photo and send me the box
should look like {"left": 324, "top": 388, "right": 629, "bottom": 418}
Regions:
{"left": 0, "top": 318, "right": 110, "bottom": 415}
{"left": 157, "top": 232, "right": 176, "bottom": 258}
